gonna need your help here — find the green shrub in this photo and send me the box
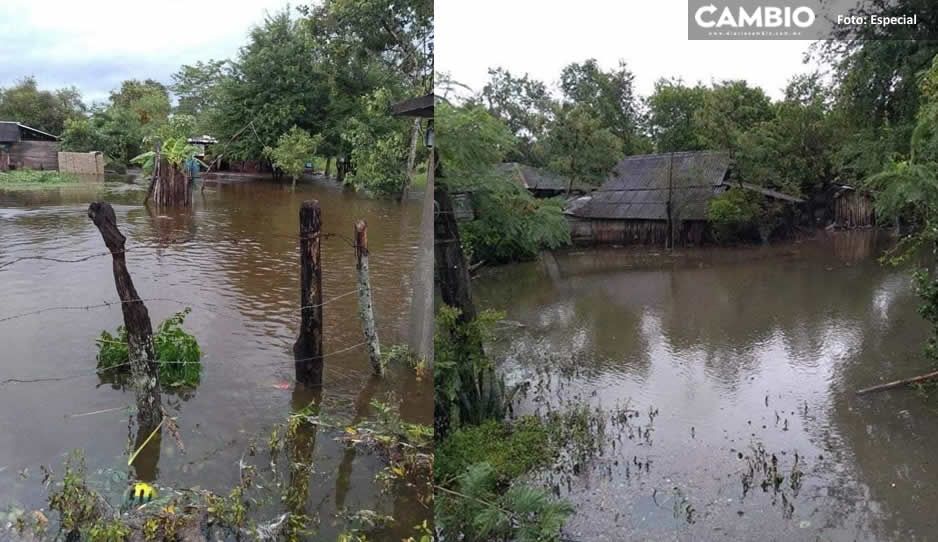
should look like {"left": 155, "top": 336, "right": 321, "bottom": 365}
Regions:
{"left": 435, "top": 462, "right": 573, "bottom": 542}
{"left": 435, "top": 417, "right": 555, "bottom": 486}
{"left": 96, "top": 308, "right": 202, "bottom": 387}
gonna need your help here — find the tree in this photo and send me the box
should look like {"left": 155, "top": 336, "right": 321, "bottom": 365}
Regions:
{"left": 481, "top": 68, "right": 555, "bottom": 165}
{"left": 265, "top": 126, "right": 323, "bottom": 187}
{"left": 171, "top": 59, "right": 228, "bottom": 131}
{"left": 558, "top": 59, "right": 649, "bottom": 154}
{"left": 437, "top": 102, "right": 570, "bottom": 264}
{"left": 695, "top": 80, "right": 773, "bottom": 154}
{"left": 211, "top": 9, "right": 331, "bottom": 165}
{"left": 0, "top": 77, "right": 85, "bottom": 135}
{"left": 342, "top": 88, "right": 410, "bottom": 195}
{"left": 646, "top": 78, "right": 708, "bottom": 153}
{"left": 544, "top": 104, "right": 623, "bottom": 192}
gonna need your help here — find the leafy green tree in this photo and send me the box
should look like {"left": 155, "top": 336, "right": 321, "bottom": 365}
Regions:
{"left": 735, "top": 74, "right": 836, "bottom": 198}
{"left": 211, "top": 9, "right": 331, "bottom": 165}
{"left": 695, "top": 80, "right": 773, "bottom": 154}
{"left": 646, "top": 78, "right": 708, "bottom": 152}
{"left": 481, "top": 68, "right": 555, "bottom": 165}
{"left": 438, "top": 101, "right": 570, "bottom": 264}
{"left": 0, "top": 77, "right": 85, "bottom": 135}
{"left": 342, "top": 88, "right": 410, "bottom": 195}
{"left": 544, "top": 103, "right": 623, "bottom": 191}
{"left": 559, "top": 59, "right": 649, "bottom": 154}
{"left": 171, "top": 59, "right": 227, "bottom": 131}
{"left": 265, "top": 126, "right": 323, "bottom": 186}
{"left": 108, "top": 79, "right": 171, "bottom": 128}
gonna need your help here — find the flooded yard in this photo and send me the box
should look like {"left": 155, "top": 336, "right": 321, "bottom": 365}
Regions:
{"left": 475, "top": 233, "right": 938, "bottom": 541}
{"left": 0, "top": 174, "right": 431, "bottom": 538}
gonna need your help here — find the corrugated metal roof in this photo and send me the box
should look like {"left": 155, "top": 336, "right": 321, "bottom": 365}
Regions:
{"left": 566, "top": 151, "right": 731, "bottom": 220}
{"left": 496, "top": 162, "right": 590, "bottom": 192}
{"left": 0, "top": 121, "right": 59, "bottom": 142}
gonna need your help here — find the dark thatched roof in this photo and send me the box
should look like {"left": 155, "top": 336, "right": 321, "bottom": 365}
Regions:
{"left": 566, "top": 151, "right": 731, "bottom": 221}
{"left": 496, "top": 162, "right": 586, "bottom": 192}
{"left": 0, "top": 121, "right": 59, "bottom": 143}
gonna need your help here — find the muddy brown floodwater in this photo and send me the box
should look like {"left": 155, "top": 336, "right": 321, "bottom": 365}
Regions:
{"left": 475, "top": 232, "right": 938, "bottom": 541}
{"left": 0, "top": 173, "right": 431, "bottom": 539}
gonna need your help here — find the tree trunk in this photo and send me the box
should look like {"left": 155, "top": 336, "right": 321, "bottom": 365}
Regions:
{"left": 151, "top": 156, "right": 192, "bottom": 208}
{"left": 87, "top": 202, "right": 162, "bottom": 432}
{"left": 355, "top": 220, "right": 382, "bottom": 375}
{"left": 293, "top": 201, "right": 324, "bottom": 387}
{"left": 325, "top": 157, "right": 332, "bottom": 179}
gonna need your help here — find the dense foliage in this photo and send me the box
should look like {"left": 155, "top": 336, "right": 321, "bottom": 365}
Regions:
{"left": 11, "top": 2, "right": 431, "bottom": 197}
{"left": 265, "top": 126, "right": 323, "bottom": 184}
{"left": 96, "top": 309, "right": 202, "bottom": 388}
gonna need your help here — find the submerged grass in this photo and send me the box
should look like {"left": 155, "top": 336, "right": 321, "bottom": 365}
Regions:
{"left": 96, "top": 308, "right": 202, "bottom": 388}
{"left": 0, "top": 170, "right": 78, "bottom": 189}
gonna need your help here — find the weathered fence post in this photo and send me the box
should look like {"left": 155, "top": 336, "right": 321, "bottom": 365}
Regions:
{"left": 434, "top": 184, "right": 477, "bottom": 323}
{"left": 87, "top": 202, "right": 162, "bottom": 432}
{"left": 355, "top": 220, "right": 382, "bottom": 375}
{"left": 293, "top": 200, "right": 324, "bottom": 387}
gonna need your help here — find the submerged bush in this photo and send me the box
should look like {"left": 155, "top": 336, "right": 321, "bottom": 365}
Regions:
{"left": 96, "top": 308, "right": 202, "bottom": 387}
{"left": 435, "top": 462, "right": 573, "bottom": 542}
{"left": 435, "top": 417, "right": 556, "bottom": 486}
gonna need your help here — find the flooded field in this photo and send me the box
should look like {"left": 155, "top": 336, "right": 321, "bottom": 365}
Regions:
{"left": 475, "top": 233, "right": 938, "bottom": 541}
{"left": 0, "top": 174, "right": 431, "bottom": 538}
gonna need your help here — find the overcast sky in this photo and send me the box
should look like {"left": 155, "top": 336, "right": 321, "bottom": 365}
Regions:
{"left": 436, "top": 0, "right": 825, "bottom": 101}
{"left": 0, "top": 0, "right": 292, "bottom": 105}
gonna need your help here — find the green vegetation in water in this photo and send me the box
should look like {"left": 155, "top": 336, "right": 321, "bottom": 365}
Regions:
{"left": 435, "top": 417, "right": 556, "bottom": 485}
{"left": 0, "top": 170, "right": 78, "bottom": 189}
{"left": 96, "top": 308, "right": 202, "bottom": 388}
{"left": 434, "top": 305, "right": 516, "bottom": 431}
{"left": 435, "top": 462, "right": 574, "bottom": 542}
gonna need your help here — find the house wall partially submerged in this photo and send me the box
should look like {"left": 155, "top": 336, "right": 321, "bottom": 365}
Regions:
{"left": 568, "top": 216, "right": 708, "bottom": 246}
{"left": 9, "top": 141, "right": 59, "bottom": 170}
{"left": 834, "top": 190, "right": 875, "bottom": 228}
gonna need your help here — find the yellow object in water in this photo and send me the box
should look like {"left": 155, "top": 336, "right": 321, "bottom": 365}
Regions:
{"left": 130, "top": 482, "right": 156, "bottom": 505}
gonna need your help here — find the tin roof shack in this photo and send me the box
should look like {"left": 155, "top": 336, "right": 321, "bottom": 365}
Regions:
{"left": 496, "top": 162, "right": 593, "bottom": 198}
{"left": 564, "top": 151, "right": 803, "bottom": 247}
{"left": 0, "top": 122, "right": 60, "bottom": 171}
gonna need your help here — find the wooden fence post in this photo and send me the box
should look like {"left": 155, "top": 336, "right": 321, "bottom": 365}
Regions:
{"left": 434, "top": 184, "right": 477, "bottom": 323}
{"left": 355, "top": 220, "right": 382, "bottom": 375}
{"left": 87, "top": 202, "right": 162, "bottom": 432}
{"left": 294, "top": 201, "right": 324, "bottom": 387}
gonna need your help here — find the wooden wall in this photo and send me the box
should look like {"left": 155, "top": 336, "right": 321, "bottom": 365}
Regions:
{"left": 834, "top": 191, "right": 875, "bottom": 229}
{"left": 568, "top": 217, "right": 708, "bottom": 247}
{"left": 9, "top": 141, "right": 59, "bottom": 171}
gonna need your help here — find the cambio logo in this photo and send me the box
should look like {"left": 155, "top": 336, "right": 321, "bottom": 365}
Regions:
{"left": 694, "top": 4, "right": 816, "bottom": 29}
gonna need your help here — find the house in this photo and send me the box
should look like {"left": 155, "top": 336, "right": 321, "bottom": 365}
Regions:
{"left": 564, "top": 151, "right": 804, "bottom": 246}
{"left": 832, "top": 185, "right": 875, "bottom": 229}
{"left": 0, "top": 122, "right": 60, "bottom": 171}
{"left": 496, "top": 162, "right": 592, "bottom": 198}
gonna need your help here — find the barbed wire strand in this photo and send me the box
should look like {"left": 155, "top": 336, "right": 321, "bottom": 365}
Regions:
{"left": 0, "top": 341, "right": 367, "bottom": 387}
{"left": 0, "top": 289, "right": 359, "bottom": 325}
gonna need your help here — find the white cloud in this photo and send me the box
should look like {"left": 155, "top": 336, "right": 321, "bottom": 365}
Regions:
{"left": 0, "top": 0, "right": 293, "bottom": 103}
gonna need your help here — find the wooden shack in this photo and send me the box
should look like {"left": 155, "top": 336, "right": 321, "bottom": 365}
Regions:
{"left": 496, "top": 162, "right": 591, "bottom": 198}
{"left": 0, "top": 122, "right": 60, "bottom": 171}
{"left": 564, "top": 151, "right": 804, "bottom": 247}
{"left": 833, "top": 185, "right": 875, "bottom": 229}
